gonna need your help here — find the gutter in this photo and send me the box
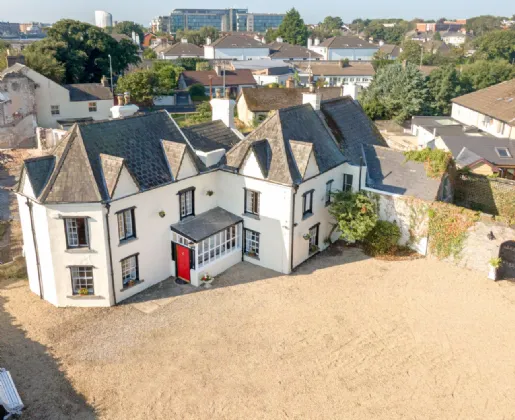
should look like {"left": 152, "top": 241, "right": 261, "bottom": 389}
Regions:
{"left": 289, "top": 185, "right": 299, "bottom": 273}
{"left": 104, "top": 203, "right": 117, "bottom": 305}
{"left": 26, "top": 198, "right": 43, "bottom": 299}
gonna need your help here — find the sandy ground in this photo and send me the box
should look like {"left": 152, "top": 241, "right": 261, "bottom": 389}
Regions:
{"left": 2, "top": 245, "right": 515, "bottom": 419}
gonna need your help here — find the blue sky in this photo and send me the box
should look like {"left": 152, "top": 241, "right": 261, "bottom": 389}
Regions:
{"left": 2, "top": 0, "right": 514, "bottom": 26}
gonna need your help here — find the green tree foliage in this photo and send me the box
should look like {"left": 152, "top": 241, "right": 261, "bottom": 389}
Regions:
{"left": 175, "top": 57, "right": 209, "bottom": 71}
{"left": 473, "top": 30, "right": 515, "bottom": 62}
{"left": 398, "top": 40, "right": 423, "bottom": 65}
{"left": 176, "top": 26, "right": 218, "bottom": 46}
{"left": 364, "top": 20, "right": 410, "bottom": 45}
{"left": 359, "top": 62, "right": 429, "bottom": 122}
{"left": 23, "top": 19, "right": 140, "bottom": 84}
{"left": 116, "top": 70, "right": 157, "bottom": 106}
{"left": 403, "top": 148, "right": 452, "bottom": 178}
{"left": 199, "top": 26, "right": 219, "bottom": 43}
{"left": 427, "top": 65, "right": 468, "bottom": 114}
{"left": 265, "top": 28, "right": 280, "bottom": 43}
{"left": 466, "top": 15, "right": 503, "bottom": 36}
{"left": 363, "top": 221, "right": 401, "bottom": 255}
{"left": 195, "top": 61, "right": 211, "bottom": 71}
{"left": 142, "top": 48, "right": 157, "bottom": 59}
{"left": 460, "top": 59, "right": 515, "bottom": 90}
{"left": 151, "top": 61, "right": 184, "bottom": 95}
{"left": 0, "top": 40, "right": 10, "bottom": 70}
{"left": 114, "top": 21, "right": 145, "bottom": 43}
{"left": 321, "top": 16, "right": 343, "bottom": 31}
{"left": 372, "top": 50, "right": 394, "bottom": 71}
{"left": 188, "top": 83, "right": 206, "bottom": 97}
{"left": 433, "top": 32, "right": 442, "bottom": 41}
{"left": 328, "top": 192, "right": 378, "bottom": 242}
{"left": 276, "top": 8, "right": 308, "bottom": 46}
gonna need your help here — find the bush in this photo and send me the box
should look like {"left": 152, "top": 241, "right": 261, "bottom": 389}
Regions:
{"left": 363, "top": 220, "right": 401, "bottom": 256}
{"left": 188, "top": 83, "right": 206, "bottom": 98}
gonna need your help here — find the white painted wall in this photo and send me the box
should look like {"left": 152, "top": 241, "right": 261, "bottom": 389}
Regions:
{"left": 304, "top": 153, "right": 320, "bottom": 179}
{"left": 211, "top": 47, "right": 270, "bottom": 60}
{"left": 328, "top": 48, "right": 378, "bottom": 61}
{"left": 177, "top": 152, "right": 198, "bottom": 180}
{"left": 253, "top": 74, "right": 290, "bottom": 86}
{"left": 112, "top": 166, "right": 139, "bottom": 200}
{"left": 451, "top": 103, "right": 514, "bottom": 139}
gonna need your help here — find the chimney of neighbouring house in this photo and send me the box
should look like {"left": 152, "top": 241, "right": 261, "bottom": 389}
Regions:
{"left": 111, "top": 91, "right": 139, "bottom": 118}
{"left": 261, "top": 37, "right": 266, "bottom": 44}
{"left": 181, "top": 38, "right": 188, "bottom": 43}
{"left": 206, "top": 37, "right": 212, "bottom": 45}
{"left": 342, "top": 82, "right": 359, "bottom": 100}
{"left": 101, "top": 75, "right": 109, "bottom": 88}
{"left": 286, "top": 77, "right": 294, "bottom": 88}
{"left": 379, "top": 39, "right": 385, "bottom": 46}
{"left": 210, "top": 88, "right": 235, "bottom": 129}
{"left": 302, "top": 83, "right": 321, "bottom": 111}
{"left": 314, "top": 37, "right": 320, "bottom": 46}
{"left": 276, "top": 36, "right": 283, "bottom": 43}
{"left": 123, "top": 91, "right": 131, "bottom": 105}
{"left": 307, "top": 38, "right": 313, "bottom": 48}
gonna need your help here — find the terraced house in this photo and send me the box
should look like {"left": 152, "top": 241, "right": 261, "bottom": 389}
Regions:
{"left": 15, "top": 90, "right": 386, "bottom": 307}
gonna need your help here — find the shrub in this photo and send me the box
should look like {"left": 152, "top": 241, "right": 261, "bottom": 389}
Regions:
{"left": 404, "top": 147, "right": 452, "bottom": 178}
{"left": 188, "top": 83, "right": 206, "bottom": 98}
{"left": 363, "top": 220, "right": 401, "bottom": 256}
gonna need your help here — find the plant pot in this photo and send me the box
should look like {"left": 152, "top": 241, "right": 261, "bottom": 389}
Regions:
{"left": 488, "top": 265, "right": 497, "bottom": 281}
{"left": 202, "top": 278, "right": 214, "bottom": 285}
{"left": 158, "top": 211, "right": 166, "bottom": 218}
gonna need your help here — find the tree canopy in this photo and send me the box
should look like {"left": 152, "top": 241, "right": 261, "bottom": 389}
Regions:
{"left": 23, "top": 19, "right": 140, "bottom": 84}
{"left": 398, "top": 40, "right": 423, "bottom": 65}
{"left": 426, "top": 65, "right": 468, "bottom": 114}
{"left": 363, "top": 20, "right": 410, "bottom": 45}
{"left": 473, "top": 30, "right": 515, "bottom": 62}
{"left": 0, "top": 40, "right": 10, "bottom": 71}
{"left": 321, "top": 16, "right": 343, "bottom": 31}
{"left": 466, "top": 15, "right": 504, "bottom": 36}
{"left": 112, "top": 21, "right": 145, "bottom": 43}
{"left": 276, "top": 8, "right": 308, "bottom": 46}
{"left": 460, "top": 59, "right": 515, "bottom": 90}
{"left": 176, "top": 26, "right": 219, "bottom": 46}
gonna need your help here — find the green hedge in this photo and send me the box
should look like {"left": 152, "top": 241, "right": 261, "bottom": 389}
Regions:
{"left": 363, "top": 220, "right": 401, "bottom": 256}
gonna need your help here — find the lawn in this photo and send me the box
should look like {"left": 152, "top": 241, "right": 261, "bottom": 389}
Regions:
{"left": 2, "top": 246, "right": 515, "bottom": 419}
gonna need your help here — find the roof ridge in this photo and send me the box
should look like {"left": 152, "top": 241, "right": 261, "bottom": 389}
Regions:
{"left": 80, "top": 110, "right": 167, "bottom": 127}
{"left": 23, "top": 155, "right": 55, "bottom": 163}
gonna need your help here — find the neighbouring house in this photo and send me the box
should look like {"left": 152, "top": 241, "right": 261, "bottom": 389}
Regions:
{"left": 307, "top": 36, "right": 379, "bottom": 61}
{"left": 204, "top": 34, "right": 269, "bottom": 60}
{"left": 158, "top": 39, "right": 204, "bottom": 60}
{"left": 142, "top": 33, "right": 157, "bottom": 48}
{"left": 440, "top": 31, "right": 469, "bottom": 46}
{"left": 178, "top": 67, "right": 257, "bottom": 97}
{"left": 236, "top": 86, "right": 345, "bottom": 126}
{"left": 268, "top": 39, "right": 323, "bottom": 61}
{"left": 230, "top": 60, "right": 292, "bottom": 86}
{"left": 0, "top": 64, "right": 114, "bottom": 130}
{"left": 416, "top": 20, "right": 466, "bottom": 33}
{"left": 420, "top": 40, "right": 452, "bottom": 56}
{"left": 451, "top": 79, "right": 515, "bottom": 139}
{"left": 378, "top": 43, "right": 401, "bottom": 59}
{"left": 15, "top": 89, "right": 388, "bottom": 307}
{"left": 418, "top": 65, "right": 440, "bottom": 77}
{"left": 0, "top": 68, "right": 37, "bottom": 148}
{"left": 293, "top": 61, "right": 375, "bottom": 88}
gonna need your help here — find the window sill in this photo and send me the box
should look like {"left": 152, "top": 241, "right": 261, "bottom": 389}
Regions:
{"left": 180, "top": 214, "right": 195, "bottom": 221}
{"left": 67, "top": 295, "right": 104, "bottom": 300}
{"left": 243, "top": 212, "right": 260, "bottom": 220}
{"left": 120, "top": 279, "right": 144, "bottom": 292}
{"left": 65, "top": 248, "right": 95, "bottom": 254}
{"left": 302, "top": 212, "right": 314, "bottom": 220}
{"left": 118, "top": 237, "right": 138, "bottom": 247}
{"left": 244, "top": 253, "right": 260, "bottom": 261}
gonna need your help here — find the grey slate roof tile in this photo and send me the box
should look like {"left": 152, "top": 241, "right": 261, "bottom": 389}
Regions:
{"left": 182, "top": 120, "right": 241, "bottom": 152}
{"left": 23, "top": 156, "right": 55, "bottom": 198}
{"left": 64, "top": 84, "right": 113, "bottom": 101}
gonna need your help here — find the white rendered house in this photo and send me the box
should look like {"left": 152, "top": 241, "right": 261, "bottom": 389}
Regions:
{"left": 16, "top": 90, "right": 387, "bottom": 307}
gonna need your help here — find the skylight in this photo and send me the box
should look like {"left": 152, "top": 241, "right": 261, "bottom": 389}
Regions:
{"left": 495, "top": 147, "right": 512, "bottom": 158}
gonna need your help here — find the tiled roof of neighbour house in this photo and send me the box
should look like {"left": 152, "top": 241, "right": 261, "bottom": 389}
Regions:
{"left": 362, "top": 145, "right": 443, "bottom": 201}
{"left": 421, "top": 40, "right": 451, "bottom": 55}
{"left": 418, "top": 65, "right": 440, "bottom": 77}
{"left": 319, "top": 36, "right": 378, "bottom": 49}
{"left": 180, "top": 69, "right": 257, "bottom": 87}
{"left": 293, "top": 61, "right": 375, "bottom": 77}
{"left": 226, "top": 102, "right": 347, "bottom": 185}
{"left": 268, "top": 42, "right": 323, "bottom": 59}
{"left": 438, "top": 134, "right": 515, "bottom": 167}
{"left": 21, "top": 155, "right": 56, "bottom": 198}
{"left": 455, "top": 147, "right": 499, "bottom": 170}
{"left": 182, "top": 120, "right": 241, "bottom": 152}
{"left": 451, "top": 78, "right": 515, "bottom": 125}
{"left": 239, "top": 87, "right": 343, "bottom": 112}
{"left": 22, "top": 111, "right": 207, "bottom": 203}
{"left": 111, "top": 33, "right": 132, "bottom": 42}
{"left": 378, "top": 44, "right": 401, "bottom": 58}
{"left": 63, "top": 84, "right": 113, "bottom": 101}
{"left": 321, "top": 97, "right": 387, "bottom": 165}
{"left": 170, "top": 207, "right": 243, "bottom": 242}
{"left": 161, "top": 42, "right": 203, "bottom": 57}
{"left": 210, "top": 35, "right": 266, "bottom": 49}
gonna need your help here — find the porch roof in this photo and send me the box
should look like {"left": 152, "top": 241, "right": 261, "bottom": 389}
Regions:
{"left": 170, "top": 207, "right": 242, "bottom": 242}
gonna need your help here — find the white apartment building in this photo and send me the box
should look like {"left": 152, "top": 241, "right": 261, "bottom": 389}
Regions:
{"left": 95, "top": 11, "right": 113, "bottom": 29}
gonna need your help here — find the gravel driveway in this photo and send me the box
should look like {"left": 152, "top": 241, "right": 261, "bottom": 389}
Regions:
{"left": 2, "top": 244, "right": 515, "bottom": 419}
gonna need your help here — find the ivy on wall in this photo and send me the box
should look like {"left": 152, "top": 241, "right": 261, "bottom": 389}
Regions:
{"left": 404, "top": 148, "right": 452, "bottom": 179}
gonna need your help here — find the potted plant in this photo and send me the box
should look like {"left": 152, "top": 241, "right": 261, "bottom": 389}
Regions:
{"left": 206, "top": 190, "right": 214, "bottom": 196}
{"left": 78, "top": 288, "right": 89, "bottom": 296}
{"left": 303, "top": 233, "right": 312, "bottom": 240}
{"left": 127, "top": 279, "right": 136, "bottom": 287}
{"left": 310, "top": 244, "right": 319, "bottom": 254}
{"left": 201, "top": 273, "right": 214, "bottom": 284}
{"left": 323, "top": 237, "right": 331, "bottom": 246}
{"left": 246, "top": 251, "right": 257, "bottom": 258}
{"left": 158, "top": 210, "right": 166, "bottom": 218}
{"left": 488, "top": 257, "right": 502, "bottom": 280}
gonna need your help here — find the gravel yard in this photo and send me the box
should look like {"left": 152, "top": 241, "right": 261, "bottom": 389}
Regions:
{"left": 2, "top": 245, "right": 515, "bottom": 419}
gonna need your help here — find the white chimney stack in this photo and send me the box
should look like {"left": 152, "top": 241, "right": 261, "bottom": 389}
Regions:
{"left": 276, "top": 36, "right": 283, "bottom": 43}
{"left": 302, "top": 84, "right": 321, "bottom": 111}
{"left": 206, "top": 37, "right": 212, "bottom": 45}
{"left": 210, "top": 89, "right": 235, "bottom": 129}
{"left": 307, "top": 38, "right": 313, "bottom": 48}
{"left": 314, "top": 37, "right": 320, "bottom": 46}
{"left": 379, "top": 39, "right": 384, "bottom": 46}
{"left": 343, "top": 82, "right": 359, "bottom": 100}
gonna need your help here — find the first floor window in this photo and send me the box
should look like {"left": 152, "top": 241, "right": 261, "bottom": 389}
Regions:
{"left": 51, "top": 105, "right": 60, "bottom": 115}
{"left": 88, "top": 102, "right": 97, "bottom": 112}
{"left": 121, "top": 254, "right": 139, "bottom": 287}
{"left": 65, "top": 217, "right": 89, "bottom": 248}
{"left": 71, "top": 266, "right": 94, "bottom": 295}
{"left": 245, "top": 189, "right": 260, "bottom": 215}
{"left": 117, "top": 208, "right": 136, "bottom": 241}
{"left": 179, "top": 188, "right": 194, "bottom": 219}
{"left": 302, "top": 190, "right": 314, "bottom": 217}
{"left": 244, "top": 229, "right": 260, "bottom": 258}
{"left": 309, "top": 224, "right": 319, "bottom": 254}
{"left": 343, "top": 174, "right": 353, "bottom": 192}
{"left": 325, "top": 180, "right": 333, "bottom": 206}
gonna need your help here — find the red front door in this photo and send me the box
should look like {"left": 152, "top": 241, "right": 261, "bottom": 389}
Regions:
{"left": 176, "top": 244, "right": 191, "bottom": 282}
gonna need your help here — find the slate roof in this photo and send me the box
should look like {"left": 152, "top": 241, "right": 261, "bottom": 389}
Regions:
{"left": 455, "top": 147, "right": 498, "bottom": 170}
{"left": 451, "top": 78, "right": 515, "bottom": 125}
{"left": 319, "top": 36, "right": 378, "bottom": 49}
{"left": 22, "top": 156, "right": 55, "bottom": 198}
{"left": 63, "top": 84, "right": 113, "bottom": 101}
{"left": 239, "top": 87, "right": 343, "bottom": 112}
{"left": 111, "top": 33, "right": 132, "bottom": 42}
{"left": 293, "top": 61, "right": 375, "bottom": 77}
{"left": 170, "top": 207, "right": 242, "bottom": 242}
{"left": 379, "top": 44, "right": 401, "bottom": 58}
{"left": 182, "top": 120, "right": 241, "bottom": 152}
{"left": 180, "top": 69, "right": 257, "bottom": 87}
{"left": 161, "top": 42, "right": 203, "bottom": 57}
{"left": 321, "top": 97, "right": 387, "bottom": 165}
{"left": 362, "top": 145, "right": 443, "bottom": 201}
{"left": 268, "top": 42, "right": 323, "bottom": 59}
{"left": 210, "top": 35, "right": 266, "bottom": 49}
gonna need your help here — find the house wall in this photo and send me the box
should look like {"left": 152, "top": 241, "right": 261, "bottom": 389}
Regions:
{"left": 451, "top": 103, "right": 514, "bottom": 139}
{"left": 411, "top": 124, "right": 438, "bottom": 148}
{"left": 469, "top": 162, "right": 495, "bottom": 176}
{"left": 308, "top": 46, "right": 327, "bottom": 59}
{"left": 253, "top": 74, "right": 289, "bottom": 86}
{"left": 236, "top": 95, "right": 254, "bottom": 126}
{"left": 328, "top": 48, "right": 378, "bottom": 61}
{"left": 212, "top": 47, "right": 270, "bottom": 60}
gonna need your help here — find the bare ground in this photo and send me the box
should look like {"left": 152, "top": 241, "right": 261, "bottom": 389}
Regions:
{"left": 2, "top": 246, "right": 515, "bottom": 419}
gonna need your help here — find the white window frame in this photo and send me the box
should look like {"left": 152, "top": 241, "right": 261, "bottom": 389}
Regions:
{"left": 245, "top": 189, "right": 260, "bottom": 215}
{"left": 117, "top": 208, "right": 135, "bottom": 241}
{"left": 308, "top": 224, "right": 319, "bottom": 253}
{"left": 65, "top": 217, "right": 89, "bottom": 248}
{"left": 51, "top": 105, "right": 60, "bottom": 115}
{"left": 70, "top": 266, "right": 94, "bottom": 295}
{"left": 88, "top": 102, "right": 97, "bottom": 112}
{"left": 121, "top": 254, "right": 139, "bottom": 286}
{"left": 197, "top": 224, "right": 242, "bottom": 269}
{"left": 244, "top": 228, "right": 260, "bottom": 258}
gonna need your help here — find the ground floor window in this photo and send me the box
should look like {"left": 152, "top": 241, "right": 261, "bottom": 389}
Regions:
{"left": 343, "top": 174, "right": 353, "bottom": 192}
{"left": 244, "top": 229, "right": 260, "bottom": 258}
{"left": 121, "top": 254, "right": 139, "bottom": 287}
{"left": 197, "top": 224, "right": 242, "bottom": 268}
{"left": 70, "top": 266, "right": 94, "bottom": 295}
{"left": 309, "top": 224, "right": 319, "bottom": 254}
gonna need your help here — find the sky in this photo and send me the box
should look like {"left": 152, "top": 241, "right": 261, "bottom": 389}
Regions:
{"left": 1, "top": 0, "right": 513, "bottom": 26}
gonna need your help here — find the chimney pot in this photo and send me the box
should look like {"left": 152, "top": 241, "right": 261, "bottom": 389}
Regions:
{"left": 123, "top": 91, "right": 131, "bottom": 105}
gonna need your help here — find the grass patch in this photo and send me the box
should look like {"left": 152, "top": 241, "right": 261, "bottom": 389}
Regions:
{"left": 0, "top": 257, "right": 27, "bottom": 281}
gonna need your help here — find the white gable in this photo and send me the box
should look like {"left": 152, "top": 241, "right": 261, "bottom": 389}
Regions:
{"left": 176, "top": 152, "right": 198, "bottom": 180}
{"left": 22, "top": 172, "right": 36, "bottom": 199}
{"left": 112, "top": 166, "right": 139, "bottom": 200}
{"left": 304, "top": 152, "right": 320, "bottom": 179}
{"left": 241, "top": 151, "right": 264, "bottom": 179}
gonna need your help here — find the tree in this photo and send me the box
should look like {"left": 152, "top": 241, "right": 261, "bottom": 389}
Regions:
{"left": 151, "top": 61, "right": 183, "bottom": 95}
{"left": 473, "top": 30, "right": 515, "bottom": 62}
{"left": 322, "top": 16, "right": 343, "bottom": 31}
{"left": 114, "top": 21, "right": 145, "bottom": 43}
{"left": 359, "top": 62, "right": 429, "bottom": 122}
{"left": 175, "top": 57, "right": 208, "bottom": 71}
{"left": 265, "top": 28, "right": 280, "bottom": 43}
{"left": 427, "top": 65, "right": 467, "bottom": 115}
{"left": 23, "top": 19, "right": 140, "bottom": 84}
{"left": 433, "top": 32, "right": 442, "bottom": 41}
{"left": 372, "top": 51, "right": 394, "bottom": 71}
{"left": 364, "top": 20, "right": 409, "bottom": 45}
{"left": 0, "top": 40, "right": 10, "bottom": 70}
{"left": 328, "top": 191, "right": 378, "bottom": 242}
{"left": 116, "top": 70, "right": 157, "bottom": 106}
{"left": 199, "top": 26, "right": 219, "bottom": 43}
{"left": 460, "top": 59, "right": 515, "bottom": 90}
{"left": 189, "top": 83, "right": 206, "bottom": 98}
{"left": 142, "top": 48, "right": 157, "bottom": 60}
{"left": 466, "top": 15, "right": 503, "bottom": 36}
{"left": 398, "top": 40, "right": 423, "bottom": 65}
{"left": 276, "top": 8, "right": 308, "bottom": 46}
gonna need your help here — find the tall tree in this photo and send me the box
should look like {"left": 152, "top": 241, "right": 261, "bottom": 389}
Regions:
{"left": 460, "top": 59, "right": 515, "bottom": 90}
{"left": 466, "top": 15, "right": 503, "bottom": 36}
{"left": 473, "top": 30, "right": 515, "bottom": 62}
{"left": 114, "top": 21, "right": 145, "bottom": 43}
{"left": 277, "top": 8, "right": 308, "bottom": 46}
{"left": 23, "top": 20, "right": 140, "bottom": 84}
{"left": 398, "top": 40, "right": 423, "bottom": 65}
{"left": 427, "top": 65, "right": 468, "bottom": 115}
{"left": 359, "top": 62, "right": 429, "bottom": 122}
{"left": 0, "top": 40, "right": 10, "bottom": 70}
{"left": 321, "top": 16, "right": 343, "bottom": 31}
